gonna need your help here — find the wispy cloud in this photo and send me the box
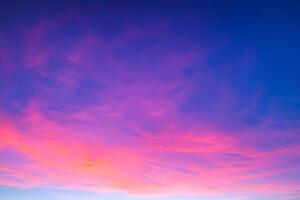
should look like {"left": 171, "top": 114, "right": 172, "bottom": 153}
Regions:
{"left": 0, "top": 4, "right": 299, "bottom": 200}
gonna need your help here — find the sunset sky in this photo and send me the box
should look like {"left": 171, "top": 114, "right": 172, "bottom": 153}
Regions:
{"left": 0, "top": 1, "right": 300, "bottom": 200}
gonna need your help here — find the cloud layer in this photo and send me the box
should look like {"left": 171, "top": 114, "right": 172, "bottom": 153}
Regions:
{"left": 0, "top": 4, "right": 300, "bottom": 199}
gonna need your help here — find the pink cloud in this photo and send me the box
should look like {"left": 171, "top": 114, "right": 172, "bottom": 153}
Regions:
{"left": 1, "top": 103, "right": 299, "bottom": 197}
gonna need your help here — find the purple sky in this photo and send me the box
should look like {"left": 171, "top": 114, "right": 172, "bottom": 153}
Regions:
{"left": 0, "top": 1, "right": 300, "bottom": 200}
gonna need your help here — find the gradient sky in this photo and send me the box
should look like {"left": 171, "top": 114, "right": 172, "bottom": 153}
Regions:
{"left": 0, "top": 1, "right": 300, "bottom": 200}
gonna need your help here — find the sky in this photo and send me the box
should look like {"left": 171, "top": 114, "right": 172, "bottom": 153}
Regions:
{"left": 0, "top": 0, "right": 300, "bottom": 200}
